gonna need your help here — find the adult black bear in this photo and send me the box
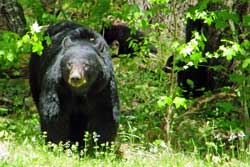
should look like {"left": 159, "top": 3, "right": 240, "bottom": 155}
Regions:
{"left": 164, "top": 2, "right": 238, "bottom": 98}
{"left": 29, "top": 21, "right": 119, "bottom": 147}
{"left": 164, "top": 19, "right": 218, "bottom": 98}
{"left": 102, "top": 23, "right": 157, "bottom": 57}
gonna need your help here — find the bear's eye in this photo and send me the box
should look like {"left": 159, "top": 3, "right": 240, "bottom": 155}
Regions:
{"left": 84, "top": 65, "right": 89, "bottom": 71}
{"left": 90, "top": 37, "right": 95, "bottom": 42}
{"left": 66, "top": 62, "right": 71, "bottom": 69}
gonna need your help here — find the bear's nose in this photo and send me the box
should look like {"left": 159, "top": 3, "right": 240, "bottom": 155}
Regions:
{"left": 68, "top": 71, "right": 86, "bottom": 87}
{"left": 70, "top": 75, "right": 81, "bottom": 83}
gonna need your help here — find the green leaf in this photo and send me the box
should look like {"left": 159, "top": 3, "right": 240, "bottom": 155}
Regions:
{"left": 243, "top": 15, "right": 250, "bottom": 27}
{"left": 32, "top": 42, "right": 44, "bottom": 55}
{"left": 190, "top": 52, "right": 203, "bottom": 66}
{"left": 32, "top": 34, "right": 39, "bottom": 42}
{"left": 6, "top": 52, "right": 14, "bottom": 62}
{"left": 17, "top": 40, "right": 23, "bottom": 48}
{"left": 92, "top": 0, "right": 111, "bottom": 19}
{"left": 22, "top": 34, "right": 31, "bottom": 43}
{"left": 157, "top": 96, "right": 173, "bottom": 108}
{"left": 180, "top": 45, "right": 193, "bottom": 56}
{"left": 45, "top": 36, "right": 51, "bottom": 46}
{"left": 0, "top": 50, "right": 5, "bottom": 56}
{"left": 0, "top": 107, "right": 8, "bottom": 114}
{"left": 217, "top": 102, "right": 233, "bottom": 113}
{"left": 214, "top": 11, "right": 239, "bottom": 29}
{"left": 242, "top": 58, "right": 250, "bottom": 69}
{"left": 229, "top": 74, "right": 247, "bottom": 84}
{"left": 141, "top": 19, "right": 148, "bottom": 30}
{"left": 173, "top": 97, "right": 187, "bottom": 109}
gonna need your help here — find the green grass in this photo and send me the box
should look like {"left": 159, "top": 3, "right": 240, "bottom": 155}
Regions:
{"left": 1, "top": 117, "right": 250, "bottom": 167}
{"left": 1, "top": 56, "right": 250, "bottom": 166}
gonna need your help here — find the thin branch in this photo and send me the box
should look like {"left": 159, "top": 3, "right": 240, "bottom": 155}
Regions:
{"left": 177, "top": 92, "right": 237, "bottom": 120}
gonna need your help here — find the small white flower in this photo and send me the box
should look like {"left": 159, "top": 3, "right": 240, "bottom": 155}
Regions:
{"left": 228, "top": 134, "right": 237, "bottom": 141}
{"left": 31, "top": 21, "right": 42, "bottom": 33}
{"left": 238, "top": 132, "right": 246, "bottom": 138}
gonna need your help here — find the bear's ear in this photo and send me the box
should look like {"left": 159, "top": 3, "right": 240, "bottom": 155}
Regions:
{"left": 62, "top": 36, "right": 74, "bottom": 49}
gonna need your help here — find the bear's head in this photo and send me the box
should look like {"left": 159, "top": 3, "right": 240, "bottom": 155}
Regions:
{"left": 60, "top": 37, "right": 102, "bottom": 91}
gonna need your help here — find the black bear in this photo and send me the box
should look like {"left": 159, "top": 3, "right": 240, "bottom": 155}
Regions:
{"left": 29, "top": 21, "right": 119, "bottom": 147}
{"left": 164, "top": 19, "right": 218, "bottom": 98}
{"left": 164, "top": 2, "right": 238, "bottom": 98}
{"left": 101, "top": 23, "right": 157, "bottom": 57}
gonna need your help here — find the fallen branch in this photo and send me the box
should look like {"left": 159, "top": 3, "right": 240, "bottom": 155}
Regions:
{"left": 0, "top": 97, "right": 13, "bottom": 105}
{"left": 177, "top": 92, "right": 237, "bottom": 120}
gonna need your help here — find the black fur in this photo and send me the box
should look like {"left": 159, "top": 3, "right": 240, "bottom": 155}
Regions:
{"left": 102, "top": 24, "right": 157, "bottom": 56}
{"left": 29, "top": 21, "right": 119, "bottom": 147}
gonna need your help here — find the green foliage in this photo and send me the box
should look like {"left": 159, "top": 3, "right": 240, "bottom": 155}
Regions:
{"left": 214, "top": 10, "right": 239, "bottom": 29}
{"left": 19, "top": 22, "right": 50, "bottom": 55}
{"left": 91, "top": 0, "right": 111, "bottom": 22}
{"left": 2, "top": 0, "right": 250, "bottom": 164}
{"left": 157, "top": 0, "right": 250, "bottom": 159}
{"left": 0, "top": 32, "right": 20, "bottom": 70}
{"left": 186, "top": 9, "right": 216, "bottom": 25}
{"left": 157, "top": 96, "right": 187, "bottom": 109}
{"left": 115, "top": 56, "right": 168, "bottom": 143}
{"left": 177, "top": 31, "right": 207, "bottom": 68}
{"left": 0, "top": 22, "right": 47, "bottom": 73}
{"left": 0, "top": 58, "right": 250, "bottom": 167}
{"left": 0, "top": 79, "right": 31, "bottom": 116}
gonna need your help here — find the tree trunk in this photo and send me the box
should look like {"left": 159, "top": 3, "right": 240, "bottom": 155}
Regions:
{"left": 0, "top": 0, "right": 26, "bottom": 35}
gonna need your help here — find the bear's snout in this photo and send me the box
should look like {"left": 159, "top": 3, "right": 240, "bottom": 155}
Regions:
{"left": 68, "top": 68, "right": 86, "bottom": 87}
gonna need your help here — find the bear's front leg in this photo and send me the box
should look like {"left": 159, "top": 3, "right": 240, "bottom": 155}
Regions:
{"left": 38, "top": 85, "right": 70, "bottom": 144}
{"left": 86, "top": 79, "right": 119, "bottom": 145}
{"left": 87, "top": 115, "right": 118, "bottom": 145}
